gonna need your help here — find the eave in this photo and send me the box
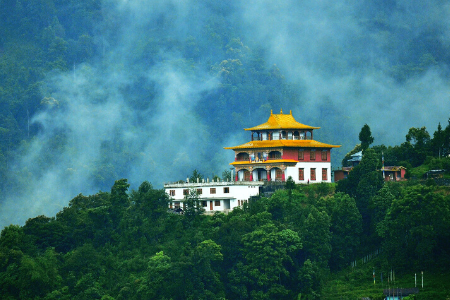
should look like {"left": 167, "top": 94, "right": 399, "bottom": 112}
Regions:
{"left": 224, "top": 139, "right": 341, "bottom": 150}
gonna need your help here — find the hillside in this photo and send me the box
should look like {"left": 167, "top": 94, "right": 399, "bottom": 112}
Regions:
{"left": 2, "top": 0, "right": 450, "bottom": 227}
{"left": 1, "top": 163, "right": 450, "bottom": 299}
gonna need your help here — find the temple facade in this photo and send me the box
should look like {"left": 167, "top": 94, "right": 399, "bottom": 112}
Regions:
{"left": 225, "top": 109, "right": 340, "bottom": 183}
{"left": 164, "top": 109, "right": 340, "bottom": 213}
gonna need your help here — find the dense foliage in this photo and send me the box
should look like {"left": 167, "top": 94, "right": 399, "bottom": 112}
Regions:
{"left": 1, "top": 171, "right": 450, "bottom": 299}
{"left": 2, "top": 1, "right": 450, "bottom": 298}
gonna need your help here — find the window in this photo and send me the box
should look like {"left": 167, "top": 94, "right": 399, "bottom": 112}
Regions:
{"left": 224, "top": 187, "right": 230, "bottom": 193}
{"left": 183, "top": 189, "right": 189, "bottom": 196}
{"left": 322, "top": 168, "right": 327, "bottom": 181}
{"left": 310, "top": 149, "right": 316, "bottom": 160}
{"left": 321, "top": 150, "right": 327, "bottom": 161}
{"left": 311, "top": 168, "right": 316, "bottom": 181}
{"left": 215, "top": 200, "right": 220, "bottom": 206}
{"left": 275, "top": 169, "right": 283, "bottom": 180}
{"left": 298, "top": 149, "right": 304, "bottom": 160}
{"left": 197, "top": 188, "right": 202, "bottom": 195}
{"left": 169, "top": 190, "right": 175, "bottom": 196}
{"left": 299, "top": 168, "right": 304, "bottom": 181}
{"left": 269, "top": 151, "right": 281, "bottom": 159}
{"left": 202, "top": 201, "right": 207, "bottom": 207}
{"left": 210, "top": 188, "right": 216, "bottom": 194}
{"left": 174, "top": 201, "right": 180, "bottom": 209}
{"left": 236, "top": 152, "right": 249, "bottom": 161}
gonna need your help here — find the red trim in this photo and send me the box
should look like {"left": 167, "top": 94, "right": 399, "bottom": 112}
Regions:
{"left": 282, "top": 148, "right": 298, "bottom": 160}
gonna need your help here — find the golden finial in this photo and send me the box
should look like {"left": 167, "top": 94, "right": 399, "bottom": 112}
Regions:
{"left": 290, "top": 110, "right": 292, "bottom": 115}
{"left": 280, "top": 108, "right": 283, "bottom": 114}
{"left": 270, "top": 109, "right": 273, "bottom": 115}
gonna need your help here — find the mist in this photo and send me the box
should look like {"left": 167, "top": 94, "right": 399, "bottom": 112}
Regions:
{"left": 2, "top": 0, "right": 450, "bottom": 227}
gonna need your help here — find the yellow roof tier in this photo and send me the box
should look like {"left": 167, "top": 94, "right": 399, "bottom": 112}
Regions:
{"left": 245, "top": 109, "right": 320, "bottom": 131}
{"left": 224, "top": 139, "right": 341, "bottom": 150}
{"left": 230, "top": 159, "right": 298, "bottom": 166}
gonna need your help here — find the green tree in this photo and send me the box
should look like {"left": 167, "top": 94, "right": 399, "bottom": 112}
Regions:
{"left": 359, "top": 124, "right": 374, "bottom": 151}
{"left": 18, "top": 248, "right": 61, "bottom": 299}
{"left": 369, "top": 184, "right": 395, "bottom": 232}
{"left": 237, "top": 223, "right": 302, "bottom": 299}
{"left": 405, "top": 127, "right": 431, "bottom": 166}
{"left": 329, "top": 193, "right": 362, "bottom": 270}
{"left": 337, "top": 149, "right": 383, "bottom": 237}
{"left": 137, "top": 251, "right": 173, "bottom": 299}
{"left": 298, "top": 259, "right": 322, "bottom": 300}
{"left": 300, "top": 207, "right": 331, "bottom": 266}
{"left": 377, "top": 186, "right": 450, "bottom": 269}
{"left": 222, "top": 169, "right": 231, "bottom": 181}
{"left": 110, "top": 178, "right": 130, "bottom": 225}
{"left": 183, "top": 189, "right": 205, "bottom": 226}
{"left": 189, "top": 169, "right": 204, "bottom": 183}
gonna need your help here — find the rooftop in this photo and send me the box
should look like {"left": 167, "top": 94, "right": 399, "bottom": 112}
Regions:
{"left": 224, "top": 139, "right": 340, "bottom": 150}
{"left": 244, "top": 109, "right": 320, "bottom": 131}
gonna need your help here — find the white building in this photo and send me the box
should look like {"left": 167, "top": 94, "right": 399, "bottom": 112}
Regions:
{"left": 164, "top": 179, "right": 263, "bottom": 213}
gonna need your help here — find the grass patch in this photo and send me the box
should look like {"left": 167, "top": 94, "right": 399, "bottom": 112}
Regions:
{"left": 321, "top": 257, "right": 450, "bottom": 300}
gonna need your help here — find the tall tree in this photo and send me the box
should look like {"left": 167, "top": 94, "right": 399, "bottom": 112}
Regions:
{"left": 237, "top": 223, "right": 302, "bottom": 299}
{"left": 329, "top": 193, "right": 362, "bottom": 270}
{"left": 405, "top": 126, "right": 431, "bottom": 166}
{"left": 359, "top": 124, "right": 374, "bottom": 152}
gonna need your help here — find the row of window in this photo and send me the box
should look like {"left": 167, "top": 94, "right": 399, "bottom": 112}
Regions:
{"left": 169, "top": 187, "right": 231, "bottom": 197}
{"left": 202, "top": 201, "right": 221, "bottom": 207}
{"left": 298, "top": 168, "right": 328, "bottom": 181}
{"left": 298, "top": 149, "right": 328, "bottom": 161}
{"left": 172, "top": 199, "right": 247, "bottom": 209}
{"left": 252, "top": 130, "right": 312, "bottom": 141}
{"left": 172, "top": 200, "right": 222, "bottom": 208}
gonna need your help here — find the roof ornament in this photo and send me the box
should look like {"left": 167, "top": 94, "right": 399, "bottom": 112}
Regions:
{"left": 270, "top": 109, "right": 273, "bottom": 115}
{"left": 290, "top": 110, "right": 292, "bottom": 115}
{"left": 280, "top": 108, "right": 283, "bottom": 114}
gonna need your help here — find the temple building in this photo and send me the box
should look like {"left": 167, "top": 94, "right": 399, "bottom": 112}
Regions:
{"left": 225, "top": 109, "right": 340, "bottom": 183}
{"left": 164, "top": 109, "right": 340, "bottom": 213}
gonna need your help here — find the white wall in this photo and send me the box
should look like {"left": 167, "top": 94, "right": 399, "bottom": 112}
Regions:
{"left": 285, "top": 162, "right": 332, "bottom": 183}
{"left": 165, "top": 182, "right": 262, "bottom": 212}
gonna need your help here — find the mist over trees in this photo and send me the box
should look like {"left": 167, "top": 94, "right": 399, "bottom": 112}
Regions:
{"left": 1, "top": 0, "right": 450, "bottom": 227}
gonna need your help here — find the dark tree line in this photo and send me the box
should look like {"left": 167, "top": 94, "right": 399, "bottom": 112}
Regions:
{"left": 1, "top": 170, "right": 449, "bottom": 299}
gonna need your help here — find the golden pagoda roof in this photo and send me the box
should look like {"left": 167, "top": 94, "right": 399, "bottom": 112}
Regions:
{"left": 245, "top": 109, "right": 320, "bottom": 131}
{"left": 224, "top": 139, "right": 340, "bottom": 150}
